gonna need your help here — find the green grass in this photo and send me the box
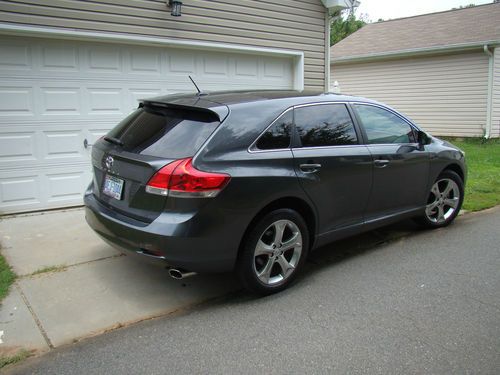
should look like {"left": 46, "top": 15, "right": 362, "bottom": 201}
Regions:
{"left": 0, "top": 250, "right": 16, "bottom": 302}
{"left": 30, "top": 264, "right": 67, "bottom": 276}
{"left": 443, "top": 138, "right": 500, "bottom": 211}
{"left": 0, "top": 349, "right": 32, "bottom": 369}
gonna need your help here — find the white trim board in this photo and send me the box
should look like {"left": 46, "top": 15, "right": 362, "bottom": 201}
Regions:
{"left": 0, "top": 23, "right": 305, "bottom": 91}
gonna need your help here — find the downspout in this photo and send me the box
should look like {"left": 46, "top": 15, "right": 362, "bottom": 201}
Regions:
{"left": 321, "top": 0, "right": 351, "bottom": 92}
{"left": 325, "top": 11, "right": 331, "bottom": 92}
{"left": 483, "top": 45, "right": 493, "bottom": 139}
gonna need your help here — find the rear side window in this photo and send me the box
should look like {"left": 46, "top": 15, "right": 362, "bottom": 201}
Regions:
{"left": 294, "top": 104, "right": 358, "bottom": 147}
{"left": 353, "top": 104, "right": 416, "bottom": 144}
{"left": 106, "top": 106, "right": 219, "bottom": 158}
{"left": 255, "top": 110, "right": 293, "bottom": 150}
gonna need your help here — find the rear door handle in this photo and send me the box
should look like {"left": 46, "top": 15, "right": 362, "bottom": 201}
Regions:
{"left": 299, "top": 163, "right": 322, "bottom": 173}
{"left": 374, "top": 159, "right": 390, "bottom": 168}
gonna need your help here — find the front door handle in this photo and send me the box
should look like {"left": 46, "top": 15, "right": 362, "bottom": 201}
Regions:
{"left": 299, "top": 163, "right": 322, "bottom": 173}
{"left": 374, "top": 159, "right": 390, "bottom": 168}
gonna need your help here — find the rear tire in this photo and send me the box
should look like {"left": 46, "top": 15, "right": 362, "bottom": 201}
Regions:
{"left": 415, "top": 170, "right": 464, "bottom": 229}
{"left": 236, "top": 209, "right": 309, "bottom": 295}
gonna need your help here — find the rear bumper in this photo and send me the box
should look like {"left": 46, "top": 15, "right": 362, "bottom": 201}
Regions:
{"left": 84, "top": 193, "right": 238, "bottom": 273}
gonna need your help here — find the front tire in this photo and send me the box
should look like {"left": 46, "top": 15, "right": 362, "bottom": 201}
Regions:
{"left": 416, "top": 170, "right": 464, "bottom": 228}
{"left": 237, "top": 209, "right": 309, "bottom": 295}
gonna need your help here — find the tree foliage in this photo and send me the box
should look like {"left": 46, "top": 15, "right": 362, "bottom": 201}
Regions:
{"left": 452, "top": 3, "right": 476, "bottom": 9}
{"left": 330, "top": 12, "right": 367, "bottom": 46}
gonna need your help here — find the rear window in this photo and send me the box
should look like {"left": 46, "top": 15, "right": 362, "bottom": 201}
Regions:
{"left": 255, "top": 110, "right": 293, "bottom": 150}
{"left": 106, "top": 106, "right": 220, "bottom": 158}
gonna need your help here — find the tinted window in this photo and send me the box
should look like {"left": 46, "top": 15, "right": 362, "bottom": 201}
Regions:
{"left": 354, "top": 104, "right": 416, "bottom": 144}
{"left": 294, "top": 104, "right": 357, "bottom": 147}
{"left": 106, "top": 106, "right": 219, "bottom": 158}
{"left": 255, "top": 111, "right": 293, "bottom": 150}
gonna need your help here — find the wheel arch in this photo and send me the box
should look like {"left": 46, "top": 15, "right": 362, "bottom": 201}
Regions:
{"left": 238, "top": 196, "right": 317, "bottom": 256}
{"left": 442, "top": 163, "right": 465, "bottom": 182}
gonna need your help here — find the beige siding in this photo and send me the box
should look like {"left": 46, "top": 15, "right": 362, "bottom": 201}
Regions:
{"left": 0, "top": 0, "right": 326, "bottom": 90}
{"left": 331, "top": 52, "right": 489, "bottom": 137}
{"left": 492, "top": 47, "right": 500, "bottom": 138}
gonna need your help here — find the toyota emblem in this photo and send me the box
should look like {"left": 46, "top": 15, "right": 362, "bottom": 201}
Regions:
{"left": 105, "top": 155, "right": 114, "bottom": 170}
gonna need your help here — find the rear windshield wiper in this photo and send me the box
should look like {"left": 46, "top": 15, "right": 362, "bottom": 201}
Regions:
{"left": 104, "top": 136, "right": 124, "bottom": 147}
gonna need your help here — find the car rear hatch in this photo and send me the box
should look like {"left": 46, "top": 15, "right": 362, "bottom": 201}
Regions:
{"left": 90, "top": 100, "right": 227, "bottom": 223}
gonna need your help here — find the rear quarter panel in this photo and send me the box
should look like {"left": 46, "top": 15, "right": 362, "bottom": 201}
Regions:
{"left": 193, "top": 102, "right": 317, "bottom": 255}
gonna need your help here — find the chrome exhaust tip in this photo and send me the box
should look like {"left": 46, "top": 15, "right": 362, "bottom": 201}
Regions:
{"left": 168, "top": 268, "right": 197, "bottom": 280}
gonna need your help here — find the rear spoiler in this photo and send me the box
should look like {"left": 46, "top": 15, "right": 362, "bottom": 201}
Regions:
{"left": 140, "top": 100, "right": 228, "bottom": 122}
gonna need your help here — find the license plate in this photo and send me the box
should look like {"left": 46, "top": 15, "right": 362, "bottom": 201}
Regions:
{"left": 103, "top": 175, "right": 124, "bottom": 200}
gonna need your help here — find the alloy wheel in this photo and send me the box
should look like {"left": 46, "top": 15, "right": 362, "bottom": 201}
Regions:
{"left": 425, "top": 178, "right": 460, "bottom": 224}
{"left": 253, "top": 219, "right": 303, "bottom": 286}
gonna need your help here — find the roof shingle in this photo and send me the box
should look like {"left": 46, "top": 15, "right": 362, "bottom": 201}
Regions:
{"left": 331, "top": 3, "right": 500, "bottom": 61}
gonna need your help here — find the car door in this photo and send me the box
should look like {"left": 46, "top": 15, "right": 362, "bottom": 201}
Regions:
{"left": 351, "top": 103, "right": 430, "bottom": 220}
{"left": 291, "top": 103, "right": 373, "bottom": 236}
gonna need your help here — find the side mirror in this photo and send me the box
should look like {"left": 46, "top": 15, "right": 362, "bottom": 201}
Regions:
{"left": 417, "top": 130, "right": 431, "bottom": 146}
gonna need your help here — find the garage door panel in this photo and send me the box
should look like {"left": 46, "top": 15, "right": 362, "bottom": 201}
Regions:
{"left": 42, "top": 166, "right": 92, "bottom": 207}
{"left": 168, "top": 51, "right": 196, "bottom": 74}
{"left": 0, "top": 132, "right": 37, "bottom": 162}
{"left": 87, "top": 88, "right": 124, "bottom": 115}
{"left": 0, "top": 122, "right": 114, "bottom": 168}
{"left": 203, "top": 55, "right": 229, "bottom": 76}
{"left": 40, "top": 86, "right": 82, "bottom": 115}
{"left": 129, "top": 49, "right": 162, "bottom": 74}
{"left": 87, "top": 45, "right": 123, "bottom": 73}
{"left": 0, "top": 86, "right": 35, "bottom": 116}
{"left": 40, "top": 43, "right": 79, "bottom": 72}
{"left": 235, "top": 56, "right": 258, "bottom": 76}
{"left": 0, "top": 128, "right": 43, "bottom": 169}
{"left": 0, "top": 119, "right": 118, "bottom": 130}
{"left": 0, "top": 35, "right": 294, "bottom": 213}
{"left": 0, "top": 174, "right": 40, "bottom": 211}
{"left": 264, "top": 59, "right": 287, "bottom": 78}
{"left": 44, "top": 130, "right": 84, "bottom": 160}
{"left": 0, "top": 43, "right": 32, "bottom": 70}
{"left": 128, "top": 88, "right": 164, "bottom": 110}
{"left": 45, "top": 171, "right": 87, "bottom": 203}
{"left": 0, "top": 166, "right": 92, "bottom": 214}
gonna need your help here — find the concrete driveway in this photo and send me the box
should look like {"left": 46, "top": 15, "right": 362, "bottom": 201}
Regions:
{"left": 0, "top": 208, "right": 238, "bottom": 354}
{"left": 4, "top": 206, "right": 500, "bottom": 374}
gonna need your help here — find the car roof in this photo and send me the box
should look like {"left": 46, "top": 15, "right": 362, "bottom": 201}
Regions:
{"left": 142, "top": 90, "right": 379, "bottom": 108}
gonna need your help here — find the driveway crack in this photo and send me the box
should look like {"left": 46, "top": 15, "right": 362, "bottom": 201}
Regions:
{"left": 15, "top": 282, "right": 54, "bottom": 349}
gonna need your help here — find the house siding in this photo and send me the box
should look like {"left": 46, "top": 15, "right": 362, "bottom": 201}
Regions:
{"left": 331, "top": 51, "right": 490, "bottom": 137}
{"left": 0, "top": 0, "right": 326, "bottom": 90}
{"left": 492, "top": 47, "right": 500, "bottom": 138}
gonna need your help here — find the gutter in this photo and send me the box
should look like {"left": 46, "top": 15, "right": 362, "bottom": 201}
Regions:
{"left": 483, "top": 45, "right": 494, "bottom": 139}
{"left": 331, "top": 40, "right": 500, "bottom": 64}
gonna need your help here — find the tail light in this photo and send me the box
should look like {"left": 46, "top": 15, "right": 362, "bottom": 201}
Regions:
{"left": 145, "top": 158, "right": 230, "bottom": 198}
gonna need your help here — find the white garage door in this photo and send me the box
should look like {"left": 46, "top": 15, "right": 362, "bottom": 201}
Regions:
{"left": 0, "top": 35, "right": 294, "bottom": 214}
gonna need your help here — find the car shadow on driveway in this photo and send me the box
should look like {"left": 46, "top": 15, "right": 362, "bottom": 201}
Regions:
{"left": 305, "top": 219, "right": 421, "bottom": 273}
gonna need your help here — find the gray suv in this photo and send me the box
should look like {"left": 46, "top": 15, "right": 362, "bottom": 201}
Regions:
{"left": 84, "top": 91, "right": 466, "bottom": 294}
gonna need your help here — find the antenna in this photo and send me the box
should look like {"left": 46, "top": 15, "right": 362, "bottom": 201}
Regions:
{"left": 188, "top": 75, "right": 204, "bottom": 96}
